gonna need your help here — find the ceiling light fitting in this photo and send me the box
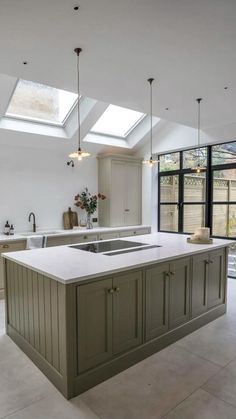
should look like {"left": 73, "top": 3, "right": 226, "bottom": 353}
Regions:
{"left": 69, "top": 48, "right": 90, "bottom": 161}
{"left": 192, "top": 98, "right": 206, "bottom": 174}
{"left": 143, "top": 78, "right": 159, "bottom": 167}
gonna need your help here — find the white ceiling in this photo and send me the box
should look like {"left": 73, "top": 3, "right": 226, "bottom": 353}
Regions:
{"left": 0, "top": 0, "right": 236, "bottom": 130}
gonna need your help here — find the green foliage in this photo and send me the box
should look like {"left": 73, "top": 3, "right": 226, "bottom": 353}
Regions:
{"left": 74, "top": 188, "right": 106, "bottom": 214}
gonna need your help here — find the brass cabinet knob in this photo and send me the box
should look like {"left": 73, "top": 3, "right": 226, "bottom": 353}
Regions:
{"left": 114, "top": 287, "right": 120, "bottom": 293}
{"left": 108, "top": 288, "right": 114, "bottom": 294}
{"left": 169, "top": 271, "right": 175, "bottom": 276}
{"left": 164, "top": 271, "right": 170, "bottom": 278}
{"left": 2, "top": 244, "right": 9, "bottom": 249}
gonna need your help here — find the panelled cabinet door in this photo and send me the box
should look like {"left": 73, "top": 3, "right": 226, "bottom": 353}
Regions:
{"left": 77, "top": 278, "right": 113, "bottom": 373}
{"left": 207, "top": 249, "right": 225, "bottom": 309}
{"left": 191, "top": 252, "right": 208, "bottom": 318}
{"left": 112, "top": 271, "right": 143, "bottom": 355}
{"left": 110, "top": 161, "right": 126, "bottom": 226}
{"left": 124, "top": 163, "right": 142, "bottom": 226}
{"left": 145, "top": 264, "right": 169, "bottom": 341}
{"left": 169, "top": 257, "right": 190, "bottom": 329}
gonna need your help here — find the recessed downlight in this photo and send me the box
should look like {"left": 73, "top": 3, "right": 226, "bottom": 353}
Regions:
{"left": 73, "top": 5, "right": 79, "bottom": 10}
{"left": 23, "top": 61, "right": 28, "bottom": 65}
{"left": 224, "top": 86, "right": 228, "bottom": 90}
{"left": 165, "top": 107, "right": 169, "bottom": 111}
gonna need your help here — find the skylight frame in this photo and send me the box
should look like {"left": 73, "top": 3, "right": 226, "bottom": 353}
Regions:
{"left": 5, "top": 79, "right": 79, "bottom": 128}
{"left": 90, "top": 104, "right": 146, "bottom": 139}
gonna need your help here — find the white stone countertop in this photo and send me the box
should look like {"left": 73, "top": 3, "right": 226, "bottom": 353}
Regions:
{"left": 0, "top": 225, "right": 150, "bottom": 243}
{"left": 2, "top": 233, "right": 233, "bottom": 285}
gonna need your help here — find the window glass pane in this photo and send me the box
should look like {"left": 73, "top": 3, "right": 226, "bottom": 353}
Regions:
{"left": 159, "top": 153, "right": 180, "bottom": 172}
{"left": 213, "top": 169, "right": 236, "bottom": 202}
{"left": 160, "top": 175, "right": 179, "bottom": 203}
{"left": 184, "top": 173, "right": 206, "bottom": 202}
{"left": 183, "top": 147, "right": 207, "bottom": 169}
{"left": 6, "top": 79, "right": 77, "bottom": 125}
{"left": 160, "top": 204, "right": 178, "bottom": 232}
{"left": 213, "top": 204, "right": 236, "bottom": 237}
{"left": 90, "top": 104, "right": 144, "bottom": 137}
{"left": 183, "top": 204, "right": 205, "bottom": 233}
{"left": 212, "top": 142, "right": 236, "bottom": 165}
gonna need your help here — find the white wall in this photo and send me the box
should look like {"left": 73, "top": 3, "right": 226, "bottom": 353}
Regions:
{"left": 0, "top": 132, "right": 99, "bottom": 233}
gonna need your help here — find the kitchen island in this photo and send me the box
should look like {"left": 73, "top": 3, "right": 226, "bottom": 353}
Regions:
{"left": 2, "top": 233, "right": 231, "bottom": 399}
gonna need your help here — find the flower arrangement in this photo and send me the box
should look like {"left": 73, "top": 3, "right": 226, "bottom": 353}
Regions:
{"left": 74, "top": 187, "right": 106, "bottom": 228}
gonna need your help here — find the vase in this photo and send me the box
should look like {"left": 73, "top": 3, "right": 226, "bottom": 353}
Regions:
{"left": 86, "top": 213, "right": 93, "bottom": 229}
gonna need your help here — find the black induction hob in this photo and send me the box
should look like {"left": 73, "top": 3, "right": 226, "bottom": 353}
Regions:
{"left": 70, "top": 239, "right": 149, "bottom": 253}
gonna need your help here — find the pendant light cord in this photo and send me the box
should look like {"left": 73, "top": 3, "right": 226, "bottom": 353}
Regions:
{"left": 74, "top": 48, "right": 82, "bottom": 151}
{"left": 197, "top": 98, "right": 202, "bottom": 148}
{"left": 148, "top": 78, "right": 154, "bottom": 157}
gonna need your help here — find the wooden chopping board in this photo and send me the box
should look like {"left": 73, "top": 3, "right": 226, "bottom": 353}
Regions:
{"left": 63, "top": 207, "right": 78, "bottom": 230}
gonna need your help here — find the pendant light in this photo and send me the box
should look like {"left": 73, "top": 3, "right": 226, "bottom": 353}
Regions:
{"left": 143, "top": 78, "right": 159, "bottom": 166}
{"left": 192, "top": 98, "right": 206, "bottom": 173}
{"left": 69, "top": 48, "right": 90, "bottom": 161}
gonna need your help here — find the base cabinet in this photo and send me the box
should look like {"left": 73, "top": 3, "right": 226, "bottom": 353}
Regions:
{"left": 77, "top": 271, "right": 143, "bottom": 373}
{"left": 0, "top": 241, "right": 26, "bottom": 298}
{"left": 191, "top": 249, "right": 225, "bottom": 318}
{"left": 169, "top": 258, "right": 190, "bottom": 329}
{"left": 77, "top": 278, "right": 113, "bottom": 373}
{"left": 191, "top": 252, "right": 208, "bottom": 318}
{"left": 145, "top": 263, "right": 169, "bottom": 341}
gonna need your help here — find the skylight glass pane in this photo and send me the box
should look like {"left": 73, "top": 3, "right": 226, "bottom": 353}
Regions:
{"left": 90, "top": 104, "right": 144, "bottom": 137}
{"left": 6, "top": 79, "right": 77, "bottom": 125}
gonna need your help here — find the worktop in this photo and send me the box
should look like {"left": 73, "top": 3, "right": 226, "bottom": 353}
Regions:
{"left": 2, "top": 233, "right": 232, "bottom": 284}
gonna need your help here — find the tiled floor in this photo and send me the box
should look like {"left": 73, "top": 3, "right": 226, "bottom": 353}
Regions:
{"left": 0, "top": 279, "right": 236, "bottom": 419}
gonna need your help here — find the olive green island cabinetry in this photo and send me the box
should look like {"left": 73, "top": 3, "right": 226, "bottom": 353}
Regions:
{"left": 3, "top": 233, "right": 230, "bottom": 399}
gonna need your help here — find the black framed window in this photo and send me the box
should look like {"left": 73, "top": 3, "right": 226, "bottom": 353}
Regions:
{"left": 158, "top": 148, "right": 208, "bottom": 234}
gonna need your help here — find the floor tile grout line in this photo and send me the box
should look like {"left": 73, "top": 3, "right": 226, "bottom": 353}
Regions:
{"left": 199, "top": 387, "right": 236, "bottom": 412}
{"left": 1, "top": 394, "right": 50, "bottom": 419}
{"left": 159, "top": 349, "right": 235, "bottom": 419}
{"left": 174, "top": 343, "right": 225, "bottom": 368}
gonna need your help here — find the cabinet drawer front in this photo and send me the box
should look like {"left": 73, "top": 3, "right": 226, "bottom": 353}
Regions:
{"left": 145, "top": 264, "right": 169, "bottom": 341}
{"left": 169, "top": 258, "right": 190, "bottom": 329}
{"left": 77, "top": 279, "right": 113, "bottom": 373}
{"left": 207, "top": 249, "right": 225, "bottom": 309}
{"left": 46, "top": 236, "right": 71, "bottom": 247}
{"left": 113, "top": 271, "right": 143, "bottom": 355}
{"left": 79, "top": 234, "right": 98, "bottom": 243}
{"left": 99, "top": 232, "right": 119, "bottom": 240}
{"left": 0, "top": 241, "right": 25, "bottom": 252}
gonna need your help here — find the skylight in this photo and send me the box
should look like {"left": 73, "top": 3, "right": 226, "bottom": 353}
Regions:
{"left": 6, "top": 79, "right": 78, "bottom": 126}
{"left": 90, "top": 104, "right": 145, "bottom": 138}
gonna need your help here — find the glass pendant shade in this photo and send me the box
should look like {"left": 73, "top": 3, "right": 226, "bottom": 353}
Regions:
{"left": 143, "top": 78, "right": 159, "bottom": 167}
{"left": 192, "top": 98, "right": 206, "bottom": 173}
{"left": 69, "top": 48, "right": 90, "bottom": 162}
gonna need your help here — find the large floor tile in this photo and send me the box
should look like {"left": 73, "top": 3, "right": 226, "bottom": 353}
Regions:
{"left": 4, "top": 391, "right": 100, "bottom": 419}
{"left": 80, "top": 345, "right": 220, "bottom": 419}
{"left": 0, "top": 336, "right": 56, "bottom": 418}
{"left": 203, "top": 357, "right": 236, "bottom": 407}
{"left": 176, "top": 318, "right": 236, "bottom": 366}
{"left": 162, "top": 388, "right": 236, "bottom": 419}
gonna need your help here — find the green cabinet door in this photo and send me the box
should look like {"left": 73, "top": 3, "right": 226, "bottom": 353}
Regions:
{"left": 191, "top": 252, "right": 208, "bottom": 318}
{"left": 113, "top": 271, "right": 143, "bottom": 355}
{"left": 145, "top": 263, "right": 169, "bottom": 341}
{"left": 169, "top": 257, "right": 190, "bottom": 329}
{"left": 77, "top": 278, "right": 113, "bottom": 373}
{"left": 207, "top": 249, "right": 225, "bottom": 309}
